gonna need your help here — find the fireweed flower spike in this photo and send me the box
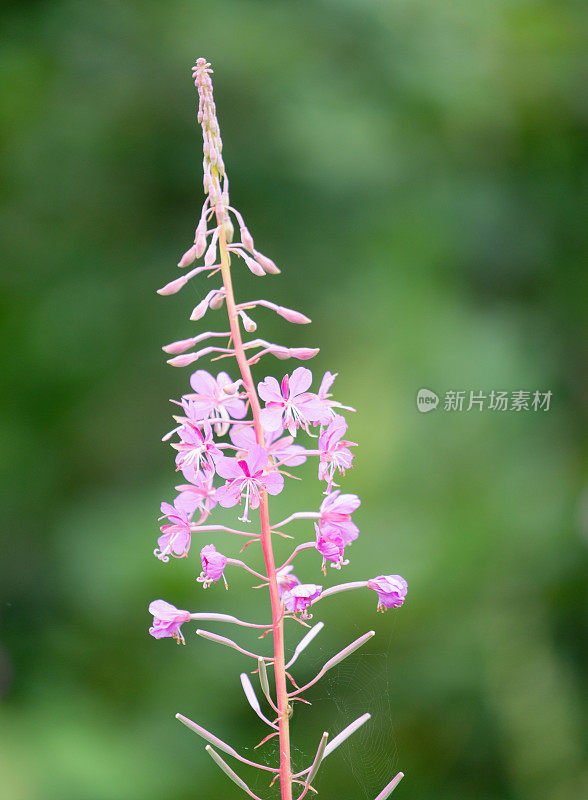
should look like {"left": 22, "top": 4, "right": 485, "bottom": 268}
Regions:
{"left": 148, "top": 57, "right": 408, "bottom": 799}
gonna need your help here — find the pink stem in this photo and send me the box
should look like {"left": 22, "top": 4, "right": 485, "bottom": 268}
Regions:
{"left": 216, "top": 207, "right": 293, "bottom": 800}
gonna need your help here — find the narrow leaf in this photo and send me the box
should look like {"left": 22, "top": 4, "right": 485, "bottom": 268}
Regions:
{"left": 373, "top": 772, "right": 404, "bottom": 799}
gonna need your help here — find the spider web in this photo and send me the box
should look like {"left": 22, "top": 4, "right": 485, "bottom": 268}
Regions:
{"left": 245, "top": 626, "right": 400, "bottom": 800}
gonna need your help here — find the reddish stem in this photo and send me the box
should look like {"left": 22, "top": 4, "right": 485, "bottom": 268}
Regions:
{"left": 217, "top": 211, "right": 292, "bottom": 800}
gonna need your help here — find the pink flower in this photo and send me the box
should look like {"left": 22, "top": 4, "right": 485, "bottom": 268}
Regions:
{"left": 367, "top": 575, "right": 408, "bottom": 612}
{"left": 319, "top": 490, "right": 360, "bottom": 544}
{"left": 315, "top": 523, "right": 348, "bottom": 573}
{"left": 148, "top": 599, "right": 191, "bottom": 644}
{"left": 185, "top": 370, "right": 247, "bottom": 435}
{"left": 258, "top": 367, "right": 329, "bottom": 436}
{"left": 230, "top": 424, "right": 307, "bottom": 467}
{"left": 215, "top": 445, "right": 284, "bottom": 521}
{"left": 172, "top": 421, "right": 220, "bottom": 482}
{"left": 198, "top": 544, "right": 228, "bottom": 588}
{"left": 174, "top": 474, "right": 217, "bottom": 519}
{"left": 155, "top": 494, "right": 199, "bottom": 562}
{"left": 276, "top": 565, "right": 300, "bottom": 597}
{"left": 282, "top": 584, "right": 322, "bottom": 619}
{"left": 317, "top": 414, "right": 356, "bottom": 491}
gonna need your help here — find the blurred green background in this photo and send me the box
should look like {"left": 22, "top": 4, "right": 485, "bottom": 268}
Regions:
{"left": 1, "top": 1, "right": 587, "bottom": 799}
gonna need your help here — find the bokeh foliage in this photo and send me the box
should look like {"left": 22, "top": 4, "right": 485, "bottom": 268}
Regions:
{"left": 1, "top": 1, "right": 587, "bottom": 798}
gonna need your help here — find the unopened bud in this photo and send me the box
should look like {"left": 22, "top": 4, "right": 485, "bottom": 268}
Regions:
{"left": 157, "top": 275, "right": 188, "bottom": 295}
{"left": 177, "top": 244, "right": 198, "bottom": 268}
{"left": 195, "top": 229, "right": 207, "bottom": 258}
{"left": 162, "top": 337, "right": 196, "bottom": 355}
{"left": 241, "top": 251, "right": 265, "bottom": 277}
{"left": 204, "top": 238, "right": 217, "bottom": 267}
{"left": 254, "top": 250, "right": 280, "bottom": 275}
{"left": 240, "top": 226, "right": 254, "bottom": 252}
{"left": 277, "top": 305, "right": 311, "bottom": 324}
{"left": 190, "top": 297, "right": 211, "bottom": 321}
{"left": 289, "top": 347, "right": 320, "bottom": 360}
{"left": 239, "top": 310, "right": 257, "bottom": 332}
{"left": 209, "top": 292, "right": 225, "bottom": 310}
{"left": 167, "top": 353, "right": 200, "bottom": 367}
{"left": 223, "top": 217, "right": 234, "bottom": 243}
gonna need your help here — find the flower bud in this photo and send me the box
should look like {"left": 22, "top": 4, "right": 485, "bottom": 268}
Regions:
{"left": 223, "top": 217, "right": 234, "bottom": 244}
{"left": 240, "top": 226, "right": 254, "bottom": 252}
{"left": 157, "top": 275, "right": 188, "bottom": 295}
{"left": 240, "top": 251, "right": 265, "bottom": 276}
{"left": 166, "top": 353, "right": 200, "bottom": 367}
{"left": 190, "top": 298, "right": 209, "bottom": 321}
{"left": 162, "top": 337, "right": 197, "bottom": 355}
{"left": 254, "top": 250, "right": 280, "bottom": 274}
{"left": 209, "top": 292, "right": 225, "bottom": 310}
{"left": 195, "top": 229, "right": 208, "bottom": 258}
{"left": 177, "top": 244, "right": 199, "bottom": 268}
{"left": 289, "top": 347, "right": 320, "bottom": 360}
{"left": 277, "top": 305, "right": 312, "bottom": 324}
{"left": 239, "top": 310, "right": 257, "bottom": 332}
{"left": 204, "top": 238, "right": 217, "bottom": 267}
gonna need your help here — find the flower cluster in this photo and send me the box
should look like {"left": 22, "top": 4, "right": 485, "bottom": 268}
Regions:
{"left": 147, "top": 57, "right": 407, "bottom": 800}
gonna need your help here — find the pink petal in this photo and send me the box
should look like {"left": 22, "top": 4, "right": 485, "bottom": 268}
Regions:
{"left": 246, "top": 444, "right": 268, "bottom": 476}
{"left": 288, "top": 366, "right": 313, "bottom": 397}
{"left": 261, "top": 471, "right": 284, "bottom": 496}
{"left": 258, "top": 376, "right": 283, "bottom": 404}
{"left": 260, "top": 406, "right": 285, "bottom": 432}
{"left": 189, "top": 370, "right": 218, "bottom": 397}
{"left": 215, "top": 456, "right": 245, "bottom": 480}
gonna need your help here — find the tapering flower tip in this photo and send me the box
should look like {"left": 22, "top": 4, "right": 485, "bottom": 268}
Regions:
{"left": 240, "top": 225, "right": 254, "bottom": 252}
{"left": 204, "top": 235, "right": 218, "bottom": 267}
{"left": 254, "top": 250, "right": 280, "bottom": 274}
{"left": 240, "top": 251, "right": 266, "bottom": 276}
{"left": 198, "top": 543, "right": 227, "bottom": 588}
{"left": 289, "top": 347, "right": 320, "bottom": 360}
{"left": 205, "top": 746, "right": 250, "bottom": 792}
{"left": 175, "top": 713, "right": 240, "bottom": 758}
{"left": 167, "top": 352, "right": 200, "bottom": 367}
{"left": 178, "top": 244, "right": 199, "bottom": 268}
{"left": 194, "top": 228, "right": 208, "bottom": 258}
{"left": 322, "top": 630, "right": 375, "bottom": 673}
{"left": 324, "top": 713, "right": 371, "bottom": 758}
{"left": 367, "top": 575, "right": 407, "bottom": 611}
{"left": 148, "top": 600, "right": 191, "bottom": 644}
{"left": 239, "top": 309, "right": 257, "bottom": 332}
{"left": 157, "top": 274, "right": 188, "bottom": 295}
{"left": 209, "top": 292, "right": 226, "bottom": 310}
{"left": 190, "top": 292, "right": 219, "bottom": 320}
{"left": 223, "top": 216, "right": 235, "bottom": 243}
{"left": 373, "top": 772, "right": 404, "bottom": 800}
{"left": 162, "top": 337, "right": 197, "bottom": 355}
{"left": 277, "top": 305, "right": 312, "bottom": 324}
